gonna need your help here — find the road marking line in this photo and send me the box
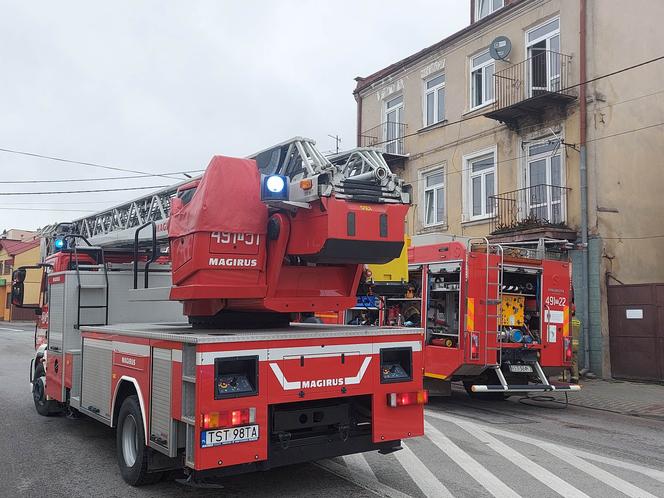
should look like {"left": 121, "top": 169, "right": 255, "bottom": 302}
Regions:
{"left": 315, "top": 460, "right": 410, "bottom": 498}
{"left": 397, "top": 442, "right": 454, "bottom": 498}
{"left": 0, "top": 327, "right": 27, "bottom": 332}
{"left": 424, "top": 420, "right": 521, "bottom": 498}
{"left": 426, "top": 409, "right": 664, "bottom": 485}
{"left": 343, "top": 453, "right": 378, "bottom": 481}
{"left": 447, "top": 418, "right": 590, "bottom": 498}
{"left": 539, "top": 443, "right": 657, "bottom": 498}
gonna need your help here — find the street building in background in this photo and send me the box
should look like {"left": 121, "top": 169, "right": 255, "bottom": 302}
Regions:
{"left": 352, "top": 0, "right": 664, "bottom": 381}
{"left": 0, "top": 232, "right": 39, "bottom": 320}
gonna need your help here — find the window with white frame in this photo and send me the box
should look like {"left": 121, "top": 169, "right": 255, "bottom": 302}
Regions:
{"left": 475, "top": 0, "right": 504, "bottom": 21}
{"left": 422, "top": 168, "right": 445, "bottom": 226}
{"left": 526, "top": 18, "right": 561, "bottom": 95}
{"left": 525, "top": 139, "right": 565, "bottom": 223}
{"left": 470, "top": 51, "right": 495, "bottom": 109}
{"left": 384, "top": 95, "right": 404, "bottom": 154}
{"left": 463, "top": 149, "right": 496, "bottom": 220}
{"left": 424, "top": 74, "right": 445, "bottom": 127}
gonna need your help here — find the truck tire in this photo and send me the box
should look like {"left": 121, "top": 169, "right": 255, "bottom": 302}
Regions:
{"left": 32, "top": 363, "right": 61, "bottom": 416}
{"left": 116, "top": 395, "right": 163, "bottom": 486}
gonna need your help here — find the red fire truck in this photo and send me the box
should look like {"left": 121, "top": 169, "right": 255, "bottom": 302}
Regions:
{"left": 381, "top": 239, "right": 580, "bottom": 397}
{"left": 14, "top": 138, "right": 426, "bottom": 486}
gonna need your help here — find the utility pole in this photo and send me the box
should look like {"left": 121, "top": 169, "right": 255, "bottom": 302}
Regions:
{"left": 328, "top": 134, "right": 341, "bottom": 154}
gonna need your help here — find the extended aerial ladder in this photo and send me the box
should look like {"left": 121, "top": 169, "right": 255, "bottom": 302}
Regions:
{"left": 40, "top": 137, "right": 410, "bottom": 255}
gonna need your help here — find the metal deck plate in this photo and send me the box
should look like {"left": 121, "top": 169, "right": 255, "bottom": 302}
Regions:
{"left": 80, "top": 322, "right": 422, "bottom": 343}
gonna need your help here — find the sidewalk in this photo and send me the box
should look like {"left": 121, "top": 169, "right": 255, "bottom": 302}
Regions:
{"left": 563, "top": 378, "right": 664, "bottom": 420}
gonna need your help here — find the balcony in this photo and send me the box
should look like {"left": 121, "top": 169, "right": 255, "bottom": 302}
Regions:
{"left": 489, "top": 184, "right": 576, "bottom": 242}
{"left": 359, "top": 121, "right": 407, "bottom": 168}
{"left": 484, "top": 51, "right": 576, "bottom": 129}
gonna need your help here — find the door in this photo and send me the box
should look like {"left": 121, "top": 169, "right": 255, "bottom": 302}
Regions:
{"left": 607, "top": 284, "right": 663, "bottom": 381}
{"left": 527, "top": 18, "right": 561, "bottom": 96}
{"left": 384, "top": 95, "right": 404, "bottom": 154}
{"left": 525, "top": 140, "right": 564, "bottom": 224}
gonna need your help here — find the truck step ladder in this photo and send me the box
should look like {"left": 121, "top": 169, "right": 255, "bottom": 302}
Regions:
{"left": 471, "top": 363, "right": 581, "bottom": 393}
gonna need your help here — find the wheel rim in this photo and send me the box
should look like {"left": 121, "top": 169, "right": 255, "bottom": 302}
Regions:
{"left": 122, "top": 414, "right": 139, "bottom": 467}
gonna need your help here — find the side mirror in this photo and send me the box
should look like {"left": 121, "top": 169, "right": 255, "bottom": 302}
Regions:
{"left": 11, "top": 270, "right": 25, "bottom": 307}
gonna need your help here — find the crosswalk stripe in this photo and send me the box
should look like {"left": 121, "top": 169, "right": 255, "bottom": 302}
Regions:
{"left": 426, "top": 409, "right": 664, "bottom": 485}
{"left": 538, "top": 443, "right": 657, "bottom": 498}
{"left": 424, "top": 420, "right": 522, "bottom": 498}
{"left": 397, "top": 442, "right": 454, "bottom": 498}
{"left": 315, "top": 459, "right": 411, "bottom": 498}
{"left": 448, "top": 418, "right": 590, "bottom": 498}
{"left": 343, "top": 453, "right": 378, "bottom": 481}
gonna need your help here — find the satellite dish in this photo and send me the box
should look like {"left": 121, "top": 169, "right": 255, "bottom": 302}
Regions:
{"left": 489, "top": 36, "right": 512, "bottom": 61}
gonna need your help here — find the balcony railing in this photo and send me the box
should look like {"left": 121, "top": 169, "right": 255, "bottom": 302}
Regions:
{"left": 489, "top": 184, "right": 571, "bottom": 235}
{"left": 359, "top": 121, "right": 407, "bottom": 155}
{"left": 485, "top": 51, "right": 575, "bottom": 126}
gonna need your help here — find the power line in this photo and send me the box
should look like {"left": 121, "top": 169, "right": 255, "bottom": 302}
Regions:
{"left": 0, "top": 147, "right": 186, "bottom": 181}
{"left": 0, "top": 169, "right": 205, "bottom": 184}
{"left": 368, "top": 54, "right": 664, "bottom": 148}
{"left": 602, "top": 234, "right": 664, "bottom": 240}
{"left": 0, "top": 185, "right": 170, "bottom": 196}
{"left": 0, "top": 207, "right": 96, "bottom": 212}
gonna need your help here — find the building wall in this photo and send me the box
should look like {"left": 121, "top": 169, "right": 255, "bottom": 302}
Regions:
{"left": 0, "top": 247, "right": 12, "bottom": 321}
{"left": 355, "top": 0, "right": 664, "bottom": 377}
{"left": 585, "top": 0, "right": 664, "bottom": 375}
{"left": 357, "top": 0, "right": 581, "bottom": 239}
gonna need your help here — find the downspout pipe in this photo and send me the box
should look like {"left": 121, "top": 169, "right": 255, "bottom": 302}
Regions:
{"left": 353, "top": 80, "right": 364, "bottom": 147}
{"left": 579, "top": 0, "right": 591, "bottom": 373}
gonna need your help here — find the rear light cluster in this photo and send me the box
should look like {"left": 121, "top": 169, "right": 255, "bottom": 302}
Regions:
{"left": 387, "top": 390, "right": 428, "bottom": 407}
{"left": 563, "top": 336, "right": 573, "bottom": 362}
{"left": 201, "top": 407, "right": 256, "bottom": 429}
{"left": 470, "top": 332, "right": 480, "bottom": 360}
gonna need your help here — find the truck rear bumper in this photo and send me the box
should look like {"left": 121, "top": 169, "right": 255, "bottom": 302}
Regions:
{"left": 471, "top": 383, "right": 581, "bottom": 393}
{"left": 187, "top": 435, "right": 401, "bottom": 479}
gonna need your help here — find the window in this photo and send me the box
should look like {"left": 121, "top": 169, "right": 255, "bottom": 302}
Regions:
{"left": 424, "top": 74, "right": 445, "bottom": 126}
{"left": 463, "top": 149, "right": 496, "bottom": 221}
{"left": 475, "top": 0, "right": 504, "bottom": 20}
{"left": 526, "top": 18, "right": 561, "bottom": 95}
{"left": 525, "top": 139, "right": 565, "bottom": 223}
{"left": 422, "top": 168, "right": 445, "bottom": 226}
{"left": 384, "top": 95, "right": 404, "bottom": 154}
{"left": 470, "top": 51, "right": 494, "bottom": 109}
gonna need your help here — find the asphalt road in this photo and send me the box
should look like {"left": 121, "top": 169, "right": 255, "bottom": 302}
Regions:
{"left": 1, "top": 322, "right": 663, "bottom": 497}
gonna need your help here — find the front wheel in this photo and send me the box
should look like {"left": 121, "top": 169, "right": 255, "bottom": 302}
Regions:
{"left": 32, "top": 363, "right": 61, "bottom": 416}
{"left": 116, "top": 395, "right": 163, "bottom": 486}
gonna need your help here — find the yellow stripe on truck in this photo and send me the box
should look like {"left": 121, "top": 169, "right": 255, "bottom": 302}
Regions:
{"left": 563, "top": 306, "right": 569, "bottom": 337}
{"left": 467, "top": 297, "right": 475, "bottom": 331}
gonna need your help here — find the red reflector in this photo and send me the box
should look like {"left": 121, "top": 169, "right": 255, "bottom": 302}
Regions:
{"left": 564, "top": 337, "right": 573, "bottom": 361}
{"left": 387, "top": 390, "right": 428, "bottom": 407}
{"left": 470, "top": 332, "right": 480, "bottom": 360}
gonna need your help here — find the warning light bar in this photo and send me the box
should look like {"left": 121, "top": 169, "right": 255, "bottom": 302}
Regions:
{"left": 387, "top": 390, "right": 428, "bottom": 407}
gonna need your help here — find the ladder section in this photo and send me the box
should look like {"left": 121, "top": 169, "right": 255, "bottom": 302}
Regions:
{"left": 73, "top": 246, "right": 109, "bottom": 328}
{"left": 467, "top": 238, "right": 504, "bottom": 367}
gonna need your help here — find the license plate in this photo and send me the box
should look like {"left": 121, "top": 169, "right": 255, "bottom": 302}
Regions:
{"left": 508, "top": 364, "right": 533, "bottom": 373}
{"left": 201, "top": 425, "right": 259, "bottom": 448}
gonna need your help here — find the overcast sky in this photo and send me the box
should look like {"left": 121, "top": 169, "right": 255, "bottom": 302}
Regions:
{"left": 0, "top": 1, "right": 467, "bottom": 231}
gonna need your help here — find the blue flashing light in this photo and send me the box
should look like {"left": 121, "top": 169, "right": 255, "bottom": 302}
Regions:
{"left": 54, "top": 238, "right": 66, "bottom": 251}
{"left": 261, "top": 174, "right": 289, "bottom": 201}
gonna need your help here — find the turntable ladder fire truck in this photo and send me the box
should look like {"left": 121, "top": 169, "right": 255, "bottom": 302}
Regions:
{"left": 405, "top": 238, "right": 580, "bottom": 398}
{"left": 14, "top": 138, "right": 426, "bottom": 486}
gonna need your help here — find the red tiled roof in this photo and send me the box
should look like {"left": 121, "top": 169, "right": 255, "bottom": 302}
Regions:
{"left": 0, "top": 238, "right": 40, "bottom": 256}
